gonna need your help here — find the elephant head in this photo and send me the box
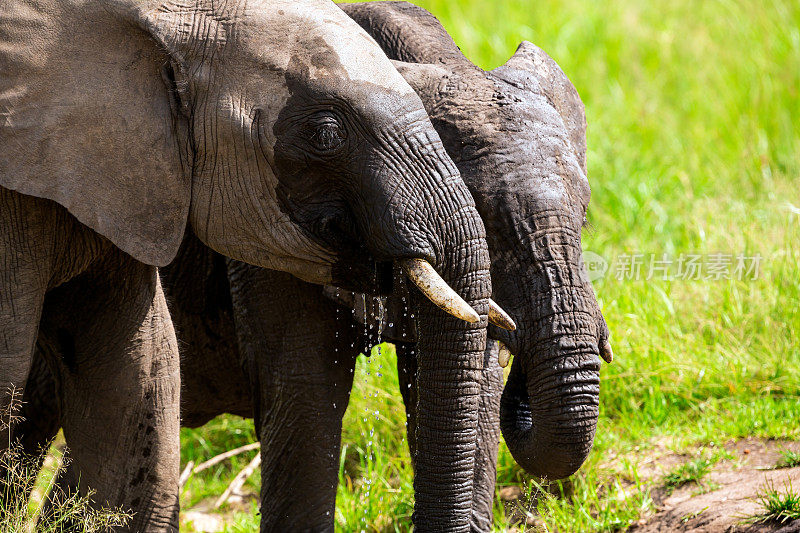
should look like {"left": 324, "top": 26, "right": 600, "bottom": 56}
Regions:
{"left": 341, "top": 1, "right": 612, "bottom": 484}
{"left": 0, "top": 0, "right": 496, "bottom": 302}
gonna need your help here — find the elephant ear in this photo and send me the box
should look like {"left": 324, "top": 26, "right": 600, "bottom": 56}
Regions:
{"left": 492, "top": 41, "right": 588, "bottom": 174}
{"left": 340, "top": 1, "right": 471, "bottom": 67}
{"left": 0, "top": 2, "right": 190, "bottom": 266}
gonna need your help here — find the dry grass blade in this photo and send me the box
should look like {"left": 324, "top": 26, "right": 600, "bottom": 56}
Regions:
{"left": 213, "top": 454, "right": 261, "bottom": 509}
{"left": 192, "top": 442, "right": 260, "bottom": 474}
{"left": 1, "top": 387, "right": 24, "bottom": 435}
{"left": 178, "top": 460, "right": 195, "bottom": 489}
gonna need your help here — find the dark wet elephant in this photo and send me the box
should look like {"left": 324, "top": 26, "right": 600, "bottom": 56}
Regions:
{"left": 341, "top": 0, "right": 612, "bottom": 482}
{"left": 0, "top": 0, "right": 495, "bottom": 530}
{"left": 15, "top": 2, "right": 611, "bottom": 531}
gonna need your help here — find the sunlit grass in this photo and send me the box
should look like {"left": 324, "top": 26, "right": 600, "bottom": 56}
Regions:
{"left": 774, "top": 450, "right": 800, "bottom": 470}
{"left": 1, "top": 437, "right": 131, "bottom": 532}
{"left": 183, "top": 0, "right": 800, "bottom": 530}
{"left": 661, "top": 451, "right": 727, "bottom": 495}
{"left": 180, "top": 416, "right": 260, "bottom": 510}
{"left": 746, "top": 480, "right": 800, "bottom": 525}
{"left": 531, "top": 473, "right": 652, "bottom": 532}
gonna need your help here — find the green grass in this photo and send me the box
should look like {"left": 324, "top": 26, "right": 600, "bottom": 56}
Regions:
{"left": 774, "top": 450, "right": 800, "bottom": 470}
{"left": 661, "top": 452, "right": 725, "bottom": 495}
{"left": 680, "top": 506, "right": 708, "bottom": 524}
{"left": 181, "top": 0, "right": 800, "bottom": 530}
{"left": 746, "top": 480, "right": 800, "bottom": 524}
{"left": 1, "top": 438, "right": 131, "bottom": 532}
{"left": 520, "top": 471, "right": 652, "bottom": 532}
{"left": 180, "top": 416, "right": 260, "bottom": 510}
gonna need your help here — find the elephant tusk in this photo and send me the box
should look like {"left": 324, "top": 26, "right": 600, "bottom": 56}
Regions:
{"left": 488, "top": 299, "right": 516, "bottom": 331}
{"left": 600, "top": 339, "right": 614, "bottom": 363}
{"left": 498, "top": 341, "right": 512, "bottom": 368}
{"left": 399, "top": 258, "right": 480, "bottom": 324}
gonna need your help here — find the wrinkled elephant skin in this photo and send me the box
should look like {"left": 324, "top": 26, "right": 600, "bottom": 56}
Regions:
{"left": 0, "top": 1, "right": 491, "bottom": 530}
{"left": 10, "top": 2, "right": 610, "bottom": 532}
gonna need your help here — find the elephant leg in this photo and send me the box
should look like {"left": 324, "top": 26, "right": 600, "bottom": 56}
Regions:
{"left": 0, "top": 282, "right": 44, "bottom": 449}
{"left": 0, "top": 189, "right": 55, "bottom": 447}
{"left": 38, "top": 248, "right": 181, "bottom": 532}
{"left": 397, "top": 342, "right": 503, "bottom": 533}
{"left": 159, "top": 233, "right": 253, "bottom": 428}
{"left": 227, "top": 263, "right": 360, "bottom": 532}
{"left": 16, "top": 353, "right": 61, "bottom": 456}
{"left": 0, "top": 352, "right": 62, "bottom": 504}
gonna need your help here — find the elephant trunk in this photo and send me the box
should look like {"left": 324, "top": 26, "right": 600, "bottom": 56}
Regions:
{"left": 408, "top": 182, "right": 491, "bottom": 531}
{"left": 499, "top": 333, "right": 600, "bottom": 479}
{"left": 497, "top": 226, "right": 603, "bottom": 480}
{"left": 340, "top": 118, "right": 492, "bottom": 530}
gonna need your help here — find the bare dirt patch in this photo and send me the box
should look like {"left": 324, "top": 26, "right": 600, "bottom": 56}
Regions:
{"left": 629, "top": 438, "right": 800, "bottom": 532}
{"left": 180, "top": 490, "right": 258, "bottom": 532}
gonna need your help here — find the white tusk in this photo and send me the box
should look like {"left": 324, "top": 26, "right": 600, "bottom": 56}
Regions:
{"left": 498, "top": 341, "right": 512, "bottom": 368}
{"left": 488, "top": 299, "right": 516, "bottom": 331}
{"left": 399, "top": 258, "right": 480, "bottom": 324}
{"left": 600, "top": 340, "right": 613, "bottom": 363}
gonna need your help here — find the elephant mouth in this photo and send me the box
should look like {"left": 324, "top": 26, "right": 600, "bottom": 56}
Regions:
{"left": 330, "top": 255, "right": 394, "bottom": 295}
{"left": 495, "top": 337, "right": 611, "bottom": 369}
{"left": 301, "top": 206, "right": 393, "bottom": 294}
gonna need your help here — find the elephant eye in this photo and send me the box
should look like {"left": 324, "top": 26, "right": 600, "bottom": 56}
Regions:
{"left": 308, "top": 113, "right": 346, "bottom": 154}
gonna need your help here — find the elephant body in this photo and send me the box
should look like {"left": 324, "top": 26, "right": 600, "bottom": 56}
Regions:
{"left": 1, "top": 189, "right": 182, "bottom": 531}
{"left": 167, "top": 239, "right": 507, "bottom": 531}
{"left": 20, "top": 231, "right": 500, "bottom": 531}
{"left": 2, "top": 0, "right": 495, "bottom": 530}
{"left": 16, "top": 2, "right": 610, "bottom": 531}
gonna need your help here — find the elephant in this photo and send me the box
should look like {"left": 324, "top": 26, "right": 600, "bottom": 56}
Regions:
{"left": 16, "top": 2, "right": 612, "bottom": 531}
{"left": 341, "top": 0, "right": 613, "bottom": 481}
{"left": 1, "top": 0, "right": 499, "bottom": 530}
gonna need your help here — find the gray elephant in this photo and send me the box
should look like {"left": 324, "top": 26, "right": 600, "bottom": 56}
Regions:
{"left": 343, "top": 0, "right": 612, "bottom": 479}
{"left": 0, "top": 0, "right": 497, "bottom": 530}
{"left": 17, "top": 2, "right": 612, "bottom": 531}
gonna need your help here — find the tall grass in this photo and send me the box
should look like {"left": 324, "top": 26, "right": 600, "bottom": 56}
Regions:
{"left": 1, "top": 436, "right": 131, "bottom": 532}
{"left": 182, "top": 0, "right": 800, "bottom": 530}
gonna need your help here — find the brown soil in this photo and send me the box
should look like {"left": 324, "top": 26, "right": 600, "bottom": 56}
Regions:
{"left": 181, "top": 490, "right": 258, "bottom": 532}
{"left": 628, "top": 438, "right": 800, "bottom": 533}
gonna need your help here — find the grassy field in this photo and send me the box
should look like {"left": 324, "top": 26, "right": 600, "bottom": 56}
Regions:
{"left": 176, "top": 0, "right": 800, "bottom": 530}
